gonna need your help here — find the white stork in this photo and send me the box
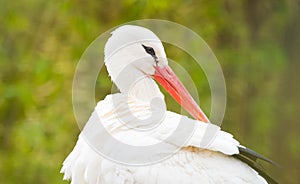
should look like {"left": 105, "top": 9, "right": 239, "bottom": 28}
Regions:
{"left": 61, "top": 25, "right": 277, "bottom": 184}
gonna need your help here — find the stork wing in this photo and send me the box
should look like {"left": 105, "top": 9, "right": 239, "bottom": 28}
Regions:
{"left": 234, "top": 146, "right": 279, "bottom": 184}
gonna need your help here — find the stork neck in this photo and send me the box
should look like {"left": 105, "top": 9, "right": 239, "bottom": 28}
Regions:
{"left": 114, "top": 68, "right": 164, "bottom": 103}
{"left": 127, "top": 76, "right": 164, "bottom": 102}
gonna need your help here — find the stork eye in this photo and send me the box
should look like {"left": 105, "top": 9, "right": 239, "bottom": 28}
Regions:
{"left": 142, "top": 44, "right": 156, "bottom": 56}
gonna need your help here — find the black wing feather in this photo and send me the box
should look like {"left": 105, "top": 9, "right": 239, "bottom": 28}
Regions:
{"left": 238, "top": 146, "right": 278, "bottom": 166}
{"left": 234, "top": 146, "right": 279, "bottom": 184}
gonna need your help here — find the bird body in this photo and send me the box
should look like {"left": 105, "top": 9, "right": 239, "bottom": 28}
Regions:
{"left": 61, "top": 94, "right": 267, "bottom": 184}
{"left": 61, "top": 25, "right": 276, "bottom": 184}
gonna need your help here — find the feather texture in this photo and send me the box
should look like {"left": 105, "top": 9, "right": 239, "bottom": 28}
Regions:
{"left": 61, "top": 94, "right": 271, "bottom": 184}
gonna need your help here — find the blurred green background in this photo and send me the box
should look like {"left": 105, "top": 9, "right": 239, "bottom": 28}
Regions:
{"left": 1, "top": 0, "right": 299, "bottom": 183}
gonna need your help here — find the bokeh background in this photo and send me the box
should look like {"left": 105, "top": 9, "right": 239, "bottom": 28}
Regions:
{"left": 1, "top": 0, "right": 299, "bottom": 183}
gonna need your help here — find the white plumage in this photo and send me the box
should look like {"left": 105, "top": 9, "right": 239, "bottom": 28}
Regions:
{"left": 61, "top": 25, "right": 273, "bottom": 184}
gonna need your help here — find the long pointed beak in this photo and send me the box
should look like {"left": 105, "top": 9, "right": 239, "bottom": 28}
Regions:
{"left": 152, "top": 65, "right": 210, "bottom": 123}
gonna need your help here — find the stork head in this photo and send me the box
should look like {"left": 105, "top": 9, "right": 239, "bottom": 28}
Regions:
{"left": 104, "top": 25, "right": 209, "bottom": 123}
{"left": 104, "top": 25, "right": 168, "bottom": 83}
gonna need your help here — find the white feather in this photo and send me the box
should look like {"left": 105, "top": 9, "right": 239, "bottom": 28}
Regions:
{"left": 61, "top": 94, "right": 267, "bottom": 184}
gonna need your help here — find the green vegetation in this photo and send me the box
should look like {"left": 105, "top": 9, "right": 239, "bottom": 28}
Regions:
{"left": 0, "top": 0, "right": 299, "bottom": 183}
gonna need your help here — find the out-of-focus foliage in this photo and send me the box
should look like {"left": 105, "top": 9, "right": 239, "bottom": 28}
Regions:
{"left": 0, "top": 0, "right": 299, "bottom": 183}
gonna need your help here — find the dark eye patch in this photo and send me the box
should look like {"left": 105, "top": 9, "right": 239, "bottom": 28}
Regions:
{"left": 142, "top": 44, "right": 156, "bottom": 56}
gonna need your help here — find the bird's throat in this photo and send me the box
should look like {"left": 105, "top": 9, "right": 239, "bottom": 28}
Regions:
{"left": 127, "top": 76, "right": 165, "bottom": 103}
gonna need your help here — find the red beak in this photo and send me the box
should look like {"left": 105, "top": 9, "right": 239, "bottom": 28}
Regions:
{"left": 152, "top": 65, "right": 210, "bottom": 123}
